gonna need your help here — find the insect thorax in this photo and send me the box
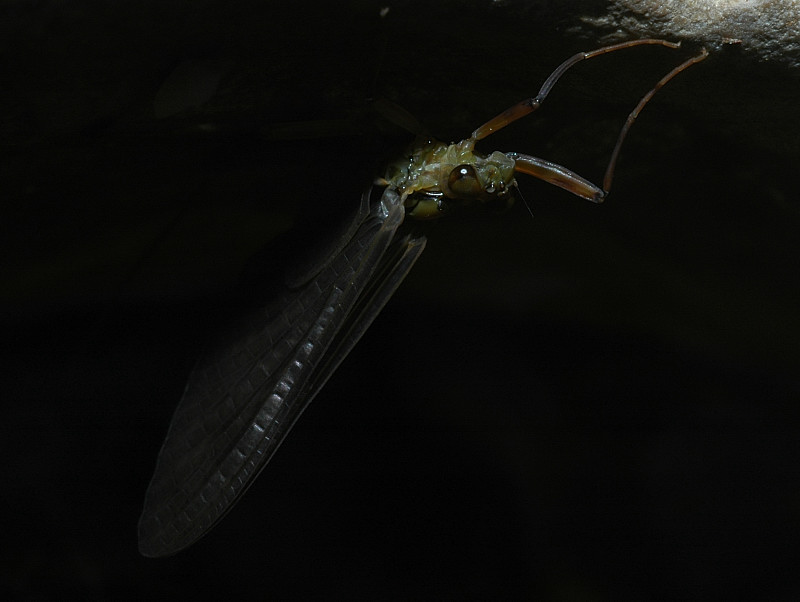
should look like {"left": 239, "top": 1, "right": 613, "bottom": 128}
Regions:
{"left": 382, "top": 137, "right": 516, "bottom": 220}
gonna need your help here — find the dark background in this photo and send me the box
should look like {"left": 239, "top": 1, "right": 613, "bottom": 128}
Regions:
{"left": 3, "top": 1, "right": 799, "bottom": 599}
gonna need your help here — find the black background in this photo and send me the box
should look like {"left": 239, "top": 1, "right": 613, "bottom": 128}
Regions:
{"left": 3, "top": 1, "right": 800, "bottom": 599}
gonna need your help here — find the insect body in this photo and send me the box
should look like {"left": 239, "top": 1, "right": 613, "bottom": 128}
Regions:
{"left": 383, "top": 137, "right": 517, "bottom": 218}
{"left": 384, "top": 39, "right": 707, "bottom": 217}
{"left": 139, "top": 39, "right": 707, "bottom": 557}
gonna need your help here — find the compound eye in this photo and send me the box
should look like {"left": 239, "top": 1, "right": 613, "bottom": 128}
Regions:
{"left": 447, "top": 164, "right": 482, "bottom": 198}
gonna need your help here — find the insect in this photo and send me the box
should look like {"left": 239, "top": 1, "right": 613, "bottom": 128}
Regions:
{"left": 139, "top": 39, "right": 707, "bottom": 557}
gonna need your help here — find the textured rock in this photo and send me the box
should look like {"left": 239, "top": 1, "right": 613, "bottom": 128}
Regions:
{"left": 586, "top": 0, "right": 800, "bottom": 67}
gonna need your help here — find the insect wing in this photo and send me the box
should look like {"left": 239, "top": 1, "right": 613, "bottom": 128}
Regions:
{"left": 138, "top": 187, "right": 421, "bottom": 557}
{"left": 303, "top": 227, "right": 425, "bottom": 404}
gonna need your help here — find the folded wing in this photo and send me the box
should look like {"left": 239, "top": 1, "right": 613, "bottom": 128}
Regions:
{"left": 138, "top": 187, "right": 425, "bottom": 556}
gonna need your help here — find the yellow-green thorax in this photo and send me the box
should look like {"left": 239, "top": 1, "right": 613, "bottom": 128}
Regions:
{"left": 382, "top": 137, "right": 516, "bottom": 219}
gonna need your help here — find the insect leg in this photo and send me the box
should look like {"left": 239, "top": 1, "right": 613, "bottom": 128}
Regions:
{"left": 602, "top": 48, "right": 709, "bottom": 193}
{"left": 471, "top": 39, "right": 681, "bottom": 141}
{"left": 507, "top": 152, "right": 605, "bottom": 203}
{"left": 504, "top": 45, "right": 707, "bottom": 203}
